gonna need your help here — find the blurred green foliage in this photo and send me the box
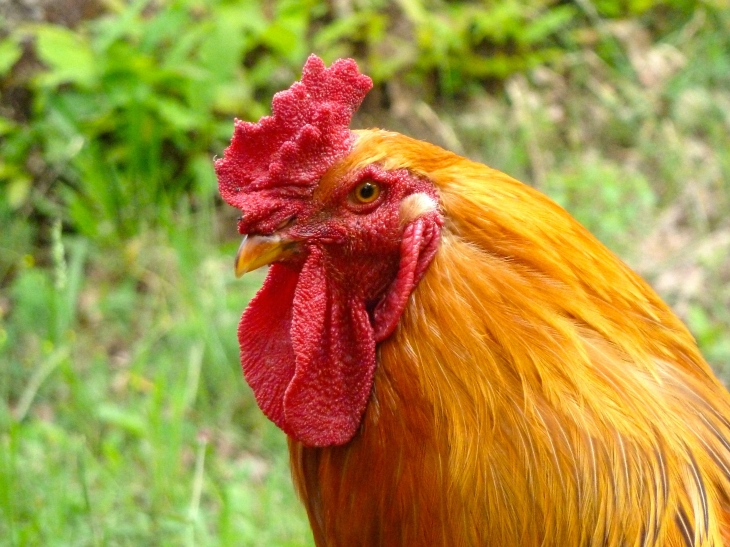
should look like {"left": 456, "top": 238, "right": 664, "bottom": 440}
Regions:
{"left": 0, "top": 228, "right": 312, "bottom": 544}
{"left": 1, "top": 0, "right": 730, "bottom": 544}
{"left": 545, "top": 157, "right": 656, "bottom": 254}
{"left": 0, "top": 0, "right": 707, "bottom": 248}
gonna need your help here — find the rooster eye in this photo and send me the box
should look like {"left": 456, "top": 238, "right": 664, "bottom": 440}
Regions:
{"left": 352, "top": 181, "right": 381, "bottom": 204}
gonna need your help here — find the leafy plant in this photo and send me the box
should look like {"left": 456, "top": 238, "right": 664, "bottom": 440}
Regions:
{"left": 0, "top": 0, "right": 708, "bottom": 246}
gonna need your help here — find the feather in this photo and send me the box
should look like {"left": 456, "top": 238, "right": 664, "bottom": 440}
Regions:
{"left": 290, "top": 130, "right": 730, "bottom": 546}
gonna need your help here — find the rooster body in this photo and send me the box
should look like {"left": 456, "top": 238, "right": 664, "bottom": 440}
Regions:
{"left": 216, "top": 57, "right": 730, "bottom": 546}
{"left": 288, "top": 131, "right": 730, "bottom": 546}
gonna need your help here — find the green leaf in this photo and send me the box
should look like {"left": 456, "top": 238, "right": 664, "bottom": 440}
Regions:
{"left": 0, "top": 36, "right": 22, "bottom": 76}
{"left": 151, "top": 96, "right": 202, "bottom": 131}
{"left": 33, "top": 25, "right": 97, "bottom": 87}
{"left": 97, "top": 403, "right": 146, "bottom": 437}
{"left": 7, "top": 178, "right": 32, "bottom": 209}
{"left": 0, "top": 116, "right": 16, "bottom": 135}
{"left": 261, "top": 22, "right": 299, "bottom": 57}
{"left": 521, "top": 6, "right": 577, "bottom": 45}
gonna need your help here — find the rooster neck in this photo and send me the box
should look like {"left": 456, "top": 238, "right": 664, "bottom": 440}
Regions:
{"left": 286, "top": 136, "right": 730, "bottom": 546}
{"left": 289, "top": 344, "right": 456, "bottom": 547}
{"left": 290, "top": 228, "right": 730, "bottom": 547}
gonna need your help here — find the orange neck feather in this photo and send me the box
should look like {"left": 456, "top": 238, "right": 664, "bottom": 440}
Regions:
{"left": 290, "top": 130, "right": 730, "bottom": 546}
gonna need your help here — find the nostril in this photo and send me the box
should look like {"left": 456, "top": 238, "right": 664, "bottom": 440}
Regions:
{"left": 277, "top": 216, "right": 296, "bottom": 231}
{"left": 239, "top": 214, "right": 297, "bottom": 236}
{"left": 237, "top": 215, "right": 248, "bottom": 235}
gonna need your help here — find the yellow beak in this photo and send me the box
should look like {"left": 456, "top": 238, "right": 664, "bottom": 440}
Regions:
{"left": 234, "top": 234, "right": 298, "bottom": 278}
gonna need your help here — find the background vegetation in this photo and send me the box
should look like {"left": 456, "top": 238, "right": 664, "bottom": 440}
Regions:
{"left": 1, "top": 0, "right": 729, "bottom": 544}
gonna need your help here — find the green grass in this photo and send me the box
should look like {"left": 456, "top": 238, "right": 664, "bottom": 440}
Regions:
{"left": 0, "top": 222, "right": 314, "bottom": 546}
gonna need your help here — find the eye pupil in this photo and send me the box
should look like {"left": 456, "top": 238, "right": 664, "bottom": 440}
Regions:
{"left": 359, "top": 184, "right": 375, "bottom": 199}
{"left": 353, "top": 181, "right": 381, "bottom": 204}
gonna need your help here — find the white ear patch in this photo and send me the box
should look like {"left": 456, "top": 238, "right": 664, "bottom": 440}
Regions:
{"left": 399, "top": 193, "right": 439, "bottom": 224}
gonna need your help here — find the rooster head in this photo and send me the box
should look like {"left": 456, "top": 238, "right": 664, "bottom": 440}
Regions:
{"left": 215, "top": 55, "right": 442, "bottom": 446}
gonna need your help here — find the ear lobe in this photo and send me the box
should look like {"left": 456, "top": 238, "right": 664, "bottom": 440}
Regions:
{"left": 399, "top": 192, "right": 439, "bottom": 225}
{"left": 372, "top": 214, "right": 442, "bottom": 342}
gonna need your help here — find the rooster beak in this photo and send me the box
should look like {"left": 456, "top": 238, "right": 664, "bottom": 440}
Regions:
{"left": 234, "top": 234, "right": 298, "bottom": 278}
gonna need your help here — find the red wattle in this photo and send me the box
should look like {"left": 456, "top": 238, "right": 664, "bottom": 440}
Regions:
{"left": 286, "top": 247, "right": 376, "bottom": 446}
{"left": 238, "top": 215, "right": 441, "bottom": 447}
{"left": 372, "top": 216, "right": 442, "bottom": 341}
{"left": 238, "top": 264, "right": 298, "bottom": 434}
{"left": 239, "top": 249, "right": 377, "bottom": 447}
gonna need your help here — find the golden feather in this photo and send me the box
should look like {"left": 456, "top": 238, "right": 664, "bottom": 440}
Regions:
{"left": 290, "top": 130, "right": 730, "bottom": 546}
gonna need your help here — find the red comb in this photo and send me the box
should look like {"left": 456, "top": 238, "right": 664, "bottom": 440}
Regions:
{"left": 216, "top": 55, "right": 373, "bottom": 216}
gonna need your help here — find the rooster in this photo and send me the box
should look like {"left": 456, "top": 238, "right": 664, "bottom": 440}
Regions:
{"left": 215, "top": 55, "right": 730, "bottom": 546}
